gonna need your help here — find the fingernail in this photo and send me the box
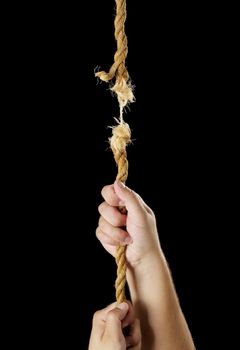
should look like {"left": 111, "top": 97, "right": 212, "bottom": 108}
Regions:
{"left": 117, "top": 302, "right": 128, "bottom": 311}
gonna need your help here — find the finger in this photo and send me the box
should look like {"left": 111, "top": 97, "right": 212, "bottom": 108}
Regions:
{"left": 125, "top": 318, "right": 141, "bottom": 348}
{"left": 93, "top": 302, "right": 118, "bottom": 322}
{"left": 91, "top": 302, "right": 117, "bottom": 339}
{"left": 98, "top": 217, "right": 132, "bottom": 244}
{"left": 103, "top": 303, "right": 129, "bottom": 339}
{"left": 122, "top": 301, "right": 135, "bottom": 328}
{"left": 101, "top": 184, "right": 153, "bottom": 215}
{"left": 98, "top": 202, "right": 127, "bottom": 227}
{"left": 96, "top": 226, "right": 131, "bottom": 247}
{"left": 101, "top": 184, "right": 122, "bottom": 206}
{"left": 114, "top": 181, "right": 145, "bottom": 217}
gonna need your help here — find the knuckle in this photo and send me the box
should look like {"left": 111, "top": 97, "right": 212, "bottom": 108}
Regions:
{"left": 131, "top": 189, "right": 138, "bottom": 198}
{"left": 112, "top": 217, "right": 120, "bottom": 227}
{"left": 98, "top": 217, "right": 105, "bottom": 229}
{"left": 106, "top": 310, "right": 118, "bottom": 322}
{"left": 112, "top": 212, "right": 123, "bottom": 227}
{"left": 96, "top": 227, "right": 103, "bottom": 240}
{"left": 115, "top": 227, "right": 126, "bottom": 241}
{"left": 93, "top": 310, "right": 101, "bottom": 324}
{"left": 101, "top": 186, "right": 107, "bottom": 199}
{"left": 95, "top": 227, "right": 100, "bottom": 238}
{"left": 135, "top": 192, "right": 143, "bottom": 204}
{"left": 98, "top": 203, "right": 103, "bottom": 213}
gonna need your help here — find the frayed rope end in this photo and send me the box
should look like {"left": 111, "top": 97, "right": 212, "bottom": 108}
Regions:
{"left": 111, "top": 78, "right": 135, "bottom": 109}
{"left": 110, "top": 122, "right": 131, "bottom": 152}
{"left": 95, "top": 70, "right": 113, "bottom": 83}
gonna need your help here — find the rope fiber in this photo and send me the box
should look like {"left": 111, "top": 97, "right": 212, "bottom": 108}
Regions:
{"left": 95, "top": 0, "right": 134, "bottom": 122}
{"left": 96, "top": 0, "right": 134, "bottom": 303}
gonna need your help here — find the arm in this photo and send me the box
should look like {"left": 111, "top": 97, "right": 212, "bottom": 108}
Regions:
{"left": 127, "top": 252, "right": 195, "bottom": 350}
{"left": 97, "top": 180, "right": 195, "bottom": 350}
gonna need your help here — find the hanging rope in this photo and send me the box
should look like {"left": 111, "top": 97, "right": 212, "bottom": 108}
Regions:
{"left": 96, "top": 0, "right": 134, "bottom": 303}
{"left": 111, "top": 122, "right": 131, "bottom": 303}
{"left": 95, "top": 0, "right": 134, "bottom": 121}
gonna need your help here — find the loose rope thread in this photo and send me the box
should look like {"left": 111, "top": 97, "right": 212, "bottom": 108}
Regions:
{"left": 95, "top": 0, "right": 134, "bottom": 122}
{"left": 96, "top": 0, "right": 134, "bottom": 303}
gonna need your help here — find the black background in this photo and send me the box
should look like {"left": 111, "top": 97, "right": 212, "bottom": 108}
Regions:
{"left": 10, "top": 1, "right": 227, "bottom": 349}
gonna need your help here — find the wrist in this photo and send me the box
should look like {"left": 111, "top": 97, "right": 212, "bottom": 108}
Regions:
{"left": 126, "top": 248, "right": 175, "bottom": 303}
{"left": 127, "top": 247, "right": 165, "bottom": 275}
{"left": 126, "top": 248, "right": 168, "bottom": 291}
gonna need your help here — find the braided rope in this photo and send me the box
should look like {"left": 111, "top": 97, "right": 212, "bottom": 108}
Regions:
{"left": 96, "top": 0, "right": 134, "bottom": 303}
{"left": 95, "top": 0, "right": 134, "bottom": 121}
{"left": 110, "top": 123, "right": 131, "bottom": 303}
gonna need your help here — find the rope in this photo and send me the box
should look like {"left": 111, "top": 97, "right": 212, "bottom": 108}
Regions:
{"left": 95, "top": 0, "right": 134, "bottom": 121}
{"left": 96, "top": 0, "right": 134, "bottom": 303}
{"left": 110, "top": 122, "right": 131, "bottom": 303}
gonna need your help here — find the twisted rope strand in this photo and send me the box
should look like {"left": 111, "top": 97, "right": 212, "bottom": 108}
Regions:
{"left": 95, "top": 0, "right": 134, "bottom": 117}
{"left": 110, "top": 122, "right": 131, "bottom": 303}
{"left": 96, "top": 0, "right": 133, "bottom": 304}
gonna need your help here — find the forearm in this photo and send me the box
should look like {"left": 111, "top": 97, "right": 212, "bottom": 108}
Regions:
{"left": 127, "top": 249, "right": 195, "bottom": 350}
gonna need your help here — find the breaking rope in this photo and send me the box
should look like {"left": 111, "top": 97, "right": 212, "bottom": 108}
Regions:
{"left": 96, "top": 0, "right": 134, "bottom": 303}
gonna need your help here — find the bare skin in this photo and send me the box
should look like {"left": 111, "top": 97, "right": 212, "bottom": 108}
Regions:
{"left": 94, "top": 180, "right": 195, "bottom": 350}
{"left": 88, "top": 301, "right": 141, "bottom": 350}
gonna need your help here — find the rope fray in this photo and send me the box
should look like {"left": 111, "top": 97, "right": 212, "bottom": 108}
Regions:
{"left": 109, "top": 119, "right": 131, "bottom": 146}
{"left": 111, "top": 78, "right": 134, "bottom": 111}
{"left": 96, "top": 75, "right": 134, "bottom": 111}
{"left": 95, "top": 0, "right": 135, "bottom": 112}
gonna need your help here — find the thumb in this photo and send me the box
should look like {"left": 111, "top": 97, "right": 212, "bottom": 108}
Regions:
{"left": 114, "top": 180, "right": 144, "bottom": 216}
{"left": 104, "top": 302, "right": 129, "bottom": 339}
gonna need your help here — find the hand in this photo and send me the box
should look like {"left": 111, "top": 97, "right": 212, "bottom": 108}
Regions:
{"left": 88, "top": 301, "right": 141, "bottom": 350}
{"left": 95, "top": 182, "right": 196, "bottom": 350}
{"left": 96, "top": 180, "right": 161, "bottom": 267}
